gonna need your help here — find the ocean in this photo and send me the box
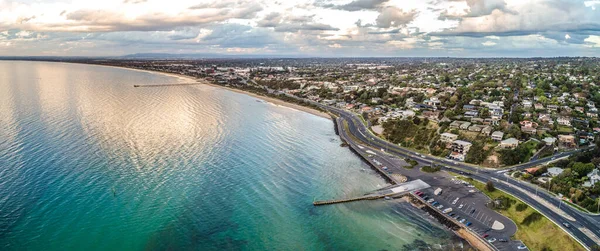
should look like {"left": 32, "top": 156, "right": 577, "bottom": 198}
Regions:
{"left": 0, "top": 61, "right": 459, "bottom": 250}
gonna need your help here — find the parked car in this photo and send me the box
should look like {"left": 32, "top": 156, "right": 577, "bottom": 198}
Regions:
{"left": 427, "top": 199, "right": 435, "bottom": 203}
{"left": 470, "top": 209, "right": 476, "bottom": 214}
{"left": 482, "top": 234, "right": 489, "bottom": 238}
{"left": 459, "top": 219, "right": 466, "bottom": 223}
{"left": 466, "top": 222, "right": 472, "bottom": 226}
{"left": 459, "top": 204, "right": 464, "bottom": 209}
{"left": 517, "top": 245, "right": 528, "bottom": 250}
{"left": 498, "top": 238, "right": 508, "bottom": 242}
{"left": 436, "top": 205, "right": 444, "bottom": 209}
{"left": 563, "top": 222, "right": 570, "bottom": 228}
{"left": 488, "top": 238, "right": 497, "bottom": 243}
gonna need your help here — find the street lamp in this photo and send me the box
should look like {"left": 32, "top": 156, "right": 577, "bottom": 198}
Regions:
{"left": 556, "top": 192, "right": 563, "bottom": 209}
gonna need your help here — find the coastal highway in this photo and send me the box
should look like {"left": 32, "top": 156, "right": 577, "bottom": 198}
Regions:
{"left": 321, "top": 105, "right": 600, "bottom": 249}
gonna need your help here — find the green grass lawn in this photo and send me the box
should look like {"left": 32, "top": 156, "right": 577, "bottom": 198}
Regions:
{"left": 454, "top": 175, "right": 584, "bottom": 251}
{"left": 557, "top": 126, "right": 574, "bottom": 133}
{"left": 521, "top": 140, "right": 540, "bottom": 162}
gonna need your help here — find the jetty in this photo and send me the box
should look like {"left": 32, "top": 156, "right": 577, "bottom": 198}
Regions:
{"left": 133, "top": 83, "right": 201, "bottom": 87}
{"left": 313, "top": 194, "right": 385, "bottom": 206}
{"left": 313, "top": 179, "right": 430, "bottom": 206}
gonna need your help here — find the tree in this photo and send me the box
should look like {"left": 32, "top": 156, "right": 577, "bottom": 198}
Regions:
{"left": 466, "top": 140, "right": 488, "bottom": 164}
{"left": 572, "top": 162, "right": 595, "bottom": 178}
{"left": 485, "top": 181, "right": 496, "bottom": 192}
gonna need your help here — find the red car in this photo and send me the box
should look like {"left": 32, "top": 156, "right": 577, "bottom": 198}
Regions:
{"left": 482, "top": 234, "right": 489, "bottom": 238}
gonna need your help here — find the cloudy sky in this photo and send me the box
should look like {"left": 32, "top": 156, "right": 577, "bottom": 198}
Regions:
{"left": 1, "top": 0, "right": 600, "bottom": 57}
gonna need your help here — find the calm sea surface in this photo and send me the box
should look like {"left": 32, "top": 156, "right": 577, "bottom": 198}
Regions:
{"left": 0, "top": 61, "right": 459, "bottom": 250}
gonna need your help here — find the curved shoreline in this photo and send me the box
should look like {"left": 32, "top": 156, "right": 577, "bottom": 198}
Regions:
{"left": 101, "top": 64, "right": 332, "bottom": 119}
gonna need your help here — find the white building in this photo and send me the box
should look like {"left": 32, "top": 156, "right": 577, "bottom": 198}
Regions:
{"left": 546, "top": 167, "right": 564, "bottom": 177}
{"left": 584, "top": 169, "right": 600, "bottom": 187}
{"left": 557, "top": 116, "right": 572, "bottom": 126}
{"left": 449, "top": 140, "right": 472, "bottom": 162}
{"left": 491, "top": 131, "right": 504, "bottom": 141}
{"left": 499, "top": 138, "right": 519, "bottom": 149}
{"left": 440, "top": 132, "right": 459, "bottom": 143}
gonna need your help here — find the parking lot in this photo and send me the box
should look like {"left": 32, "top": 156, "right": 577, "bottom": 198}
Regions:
{"left": 415, "top": 178, "right": 528, "bottom": 251}
{"left": 346, "top": 139, "right": 529, "bottom": 251}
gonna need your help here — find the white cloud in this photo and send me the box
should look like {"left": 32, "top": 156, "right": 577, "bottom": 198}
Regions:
{"left": 585, "top": 0, "right": 600, "bottom": 10}
{"left": 0, "top": 0, "right": 599, "bottom": 56}
{"left": 585, "top": 35, "right": 600, "bottom": 47}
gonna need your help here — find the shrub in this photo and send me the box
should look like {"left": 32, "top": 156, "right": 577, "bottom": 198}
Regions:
{"left": 521, "top": 212, "right": 543, "bottom": 226}
{"left": 485, "top": 181, "right": 496, "bottom": 192}
{"left": 492, "top": 196, "right": 515, "bottom": 210}
{"left": 422, "top": 165, "right": 441, "bottom": 173}
{"left": 515, "top": 203, "right": 529, "bottom": 212}
{"left": 405, "top": 158, "right": 418, "bottom": 166}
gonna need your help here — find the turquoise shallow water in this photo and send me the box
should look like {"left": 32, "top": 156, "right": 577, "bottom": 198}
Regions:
{"left": 0, "top": 61, "right": 459, "bottom": 250}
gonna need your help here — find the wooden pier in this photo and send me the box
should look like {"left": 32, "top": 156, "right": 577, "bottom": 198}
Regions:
{"left": 313, "top": 194, "right": 386, "bottom": 206}
{"left": 133, "top": 83, "right": 201, "bottom": 88}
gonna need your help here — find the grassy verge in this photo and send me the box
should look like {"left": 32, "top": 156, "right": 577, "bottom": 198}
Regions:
{"left": 404, "top": 158, "right": 418, "bottom": 168}
{"left": 563, "top": 200, "right": 595, "bottom": 214}
{"left": 421, "top": 165, "right": 441, "bottom": 173}
{"left": 453, "top": 175, "right": 585, "bottom": 251}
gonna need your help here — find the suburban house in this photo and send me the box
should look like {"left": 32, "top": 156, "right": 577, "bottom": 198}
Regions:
{"left": 557, "top": 116, "right": 572, "bottom": 126}
{"left": 543, "top": 137, "right": 557, "bottom": 146}
{"left": 534, "top": 103, "right": 545, "bottom": 110}
{"left": 440, "top": 132, "right": 459, "bottom": 143}
{"left": 450, "top": 120, "right": 469, "bottom": 129}
{"left": 558, "top": 135, "right": 576, "bottom": 148}
{"left": 546, "top": 167, "right": 564, "bottom": 177}
{"left": 449, "top": 140, "right": 472, "bottom": 162}
{"left": 459, "top": 122, "right": 471, "bottom": 130}
{"left": 481, "top": 126, "right": 493, "bottom": 135}
{"left": 491, "top": 131, "right": 504, "bottom": 141}
{"left": 583, "top": 169, "right": 600, "bottom": 187}
{"left": 499, "top": 138, "right": 519, "bottom": 149}
{"left": 521, "top": 127, "right": 537, "bottom": 135}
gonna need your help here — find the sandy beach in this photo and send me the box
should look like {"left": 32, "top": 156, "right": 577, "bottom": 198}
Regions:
{"left": 104, "top": 64, "right": 332, "bottom": 119}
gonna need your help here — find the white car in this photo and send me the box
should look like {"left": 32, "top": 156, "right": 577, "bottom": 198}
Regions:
{"left": 459, "top": 219, "right": 466, "bottom": 223}
{"left": 517, "top": 245, "right": 528, "bottom": 250}
{"left": 488, "top": 238, "right": 497, "bottom": 243}
{"left": 459, "top": 204, "right": 464, "bottom": 209}
{"left": 436, "top": 205, "right": 444, "bottom": 209}
{"left": 452, "top": 198, "right": 459, "bottom": 205}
